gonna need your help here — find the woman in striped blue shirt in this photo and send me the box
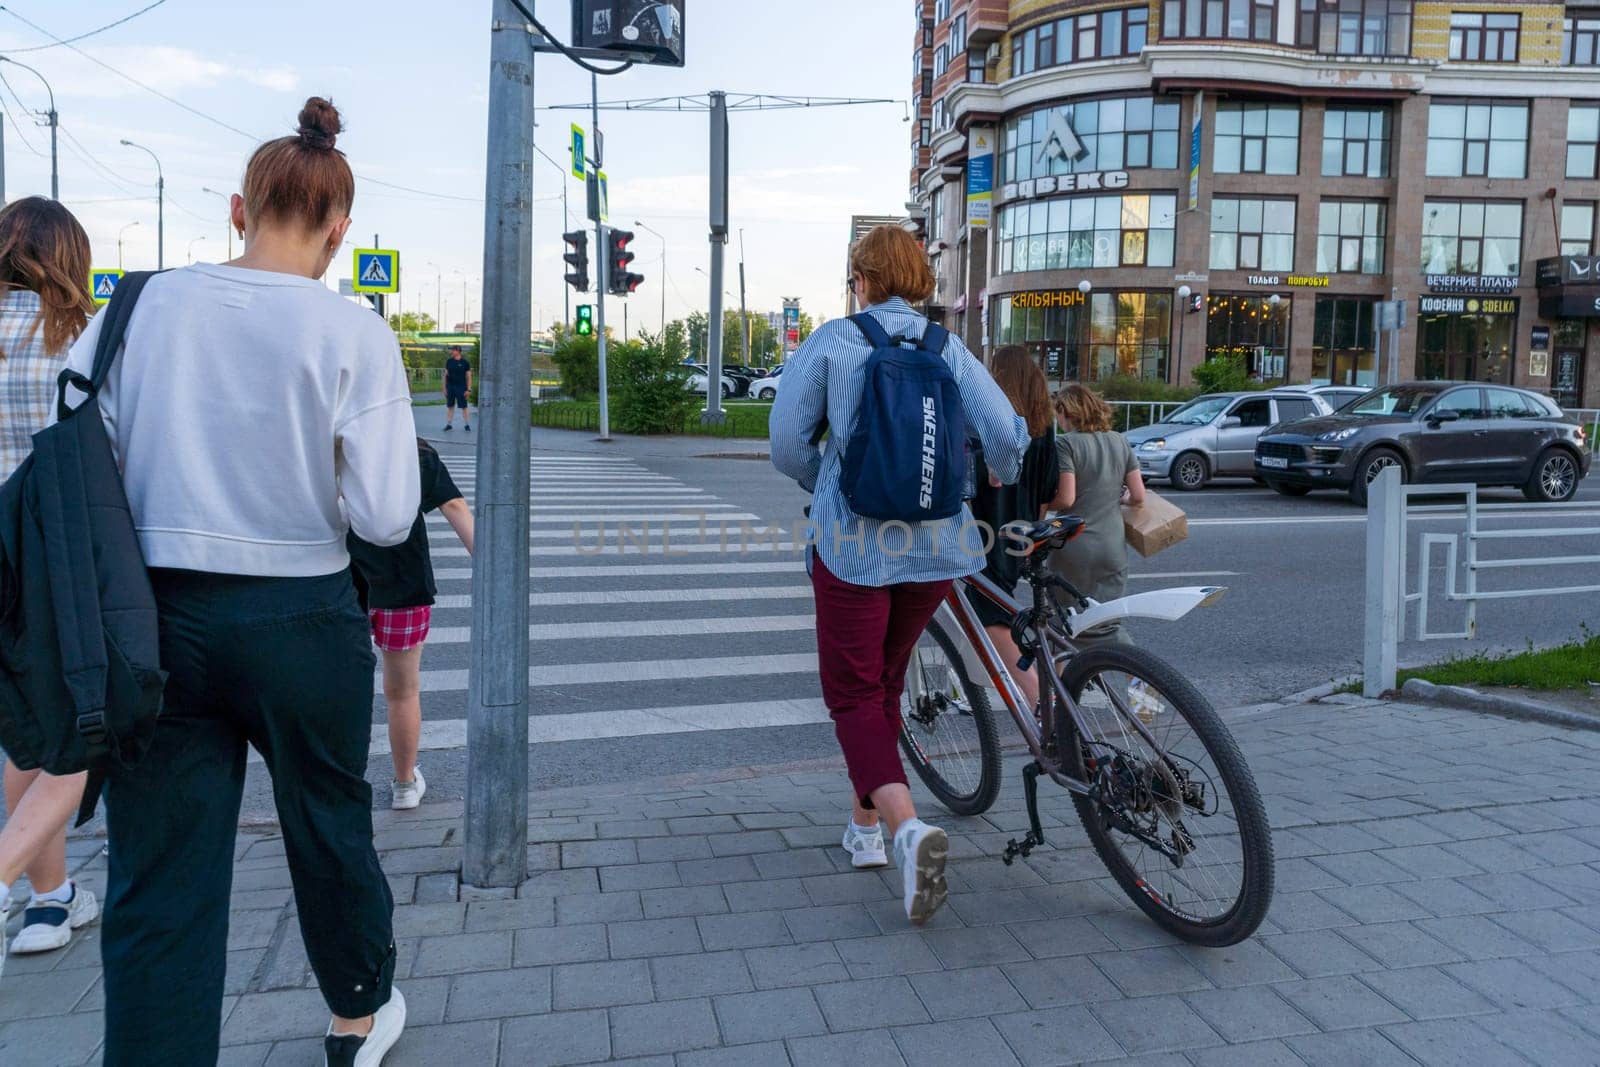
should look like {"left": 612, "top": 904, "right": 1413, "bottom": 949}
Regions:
{"left": 771, "top": 225, "right": 1028, "bottom": 925}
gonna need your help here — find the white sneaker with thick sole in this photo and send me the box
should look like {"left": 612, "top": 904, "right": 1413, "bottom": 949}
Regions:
{"left": 893, "top": 820, "right": 950, "bottom": 926}
{"left": 10, "top": 883, "right": 99, "bottom": 955}
{"left": 841, "top": 821, "right": 888, "bottom": 869}
{"left": 391, "top": 768, "right": 426, "bottom": 811}
{"left": 324, "top": 987, "right": 406, "bottom": 1067}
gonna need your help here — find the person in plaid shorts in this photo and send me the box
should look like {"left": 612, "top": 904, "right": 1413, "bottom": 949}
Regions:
{"left": 348, "top": 438, "right": 473, "bottom": 809}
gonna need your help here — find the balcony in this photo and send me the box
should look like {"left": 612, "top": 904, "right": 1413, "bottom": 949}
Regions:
{"left": 954, "top": 0, "right": 1007, "bottom": 46}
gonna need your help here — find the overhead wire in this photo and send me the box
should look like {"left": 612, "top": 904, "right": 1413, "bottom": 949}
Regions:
{"left": 0, "top": 1, "right": 168, "bottom": 53}
{"left": 0, "top": 68, "right": 41, "bottom": 156}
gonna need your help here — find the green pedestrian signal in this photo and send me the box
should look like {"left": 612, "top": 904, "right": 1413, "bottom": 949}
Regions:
{"left": 575, "top": 304, "right": 594, "bottom": 336}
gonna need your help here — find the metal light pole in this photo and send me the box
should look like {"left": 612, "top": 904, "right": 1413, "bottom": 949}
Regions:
{"left": 201, "top": 187, "right": 233, "bottom": 258}
{"left": 117, "top": 221, "right": 139, "bottom": 270}
{"left": 121, "top": 140, "right": 163, "bottom": 268}
{"left": 704, "top": 91, "right": 729, "bottom": 423}
{"left": 427, "top": 261, "right": 444, "bottom": 329}
{"left": 738, "top": 227, "right": 750, "bottom": 366}
{"left": 534, "top": 143, "right": 572, "bottom": 328}
{"left": 465, "top": 0, "right": 535, "bottom": 889}
{"left": 590, "top": 72, "right": 611, "bottom": 442}
{"left": 1176, "top": 284, "right": 1191, "bottom": 383}
{"left": 187, "top": 235, "right": 206, "bottom": 264}
{"left": 634, "top": 220, "right": 666, "bottom": 334}
{"left": 1267, "top": 292, "right": 1282, "bottom": 380}
{"left": 0, "top": 58, "right": 56, "bottom": 200}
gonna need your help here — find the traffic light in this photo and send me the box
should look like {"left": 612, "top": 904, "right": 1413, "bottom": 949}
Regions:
{"left": 575, "top": 304, "right": 594, "bottom": 336}
{"left": 563, "top": 230, "right": 590, "bottom": 292}
{"left": 606, "top": 227, "right": 645, "bottom": 296}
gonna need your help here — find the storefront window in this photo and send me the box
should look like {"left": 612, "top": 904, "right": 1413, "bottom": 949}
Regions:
{"left": 992, "top": 290, "right": 1172, "bottom": 383}
{"left": 1213, "top": 102, "right": 1300, "bottom": 175}
{"left": 1421, "top": 199, "right": 1522, "bottom": 276}
{"left": 1205, "top": 293, "right": 1292, "bottom": 381}
{"left": 1416, "top": 311, "right": 1515, "bottom": 384}
{"left": 996, "top": 193, "right": 1178, "bottom": 273}
{"left": 1316, "top": 200, "right": 1387, "bottom": 274}
{"left": 1425, "top": 101, "right": 1529, "bottom": 179}
{"left": 1322, "top": 107, "right": 1391, "bottom": 178}
{"left": 1002, "top": 97, "right": 1181, "bottom": 183}
{"left": 1312, "top": 296, "right": 1377, "bottom": 385}
{"left": 1210, "top": 198, "right": 1296, "bottom": 272}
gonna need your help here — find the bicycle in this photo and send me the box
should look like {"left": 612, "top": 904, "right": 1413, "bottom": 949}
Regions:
{"left": 898, "top": 515, "right": 1275, "bottom": 947}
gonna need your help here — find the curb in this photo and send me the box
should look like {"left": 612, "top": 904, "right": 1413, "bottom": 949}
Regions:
{"left": 1399, "top": 678, "right": 1600, "bottom": 733}
{"left": 1277, "top": 678, "right": 1356, "bottom": 705}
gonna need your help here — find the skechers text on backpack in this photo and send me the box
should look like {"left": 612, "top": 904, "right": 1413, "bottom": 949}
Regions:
{"left": 0, "top": 271, "right": 166, "bottom": 825}
{"left": 839, "top": 314, "right": 966, "bottom": 523}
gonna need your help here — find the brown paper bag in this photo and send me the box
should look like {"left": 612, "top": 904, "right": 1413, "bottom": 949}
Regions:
{"left": 1122, "top": 491, "right": 1188, "bottom": 558}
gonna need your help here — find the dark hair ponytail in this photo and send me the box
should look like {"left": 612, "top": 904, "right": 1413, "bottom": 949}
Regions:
{"left": 241, "top": 96, "right": 355, "bottom": 230}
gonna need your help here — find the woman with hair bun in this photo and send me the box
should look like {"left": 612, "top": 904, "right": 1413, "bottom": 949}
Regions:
{"left": 65, "top": 98, "right": 418, "bottom": 1066}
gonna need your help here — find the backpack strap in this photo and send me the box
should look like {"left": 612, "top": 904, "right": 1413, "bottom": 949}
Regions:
{"left": 56, "top": 271, "right": 160, "bottom": 421}
{"left": 849, "top": 312, "right": 897, "bottom": 350}
{"left": 917, "top": 323, "right": 949, "bottom": 357}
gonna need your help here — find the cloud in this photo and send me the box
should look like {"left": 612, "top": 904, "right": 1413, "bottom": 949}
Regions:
{"left": 25, "top": 44, "right": 298, "bottom": 100}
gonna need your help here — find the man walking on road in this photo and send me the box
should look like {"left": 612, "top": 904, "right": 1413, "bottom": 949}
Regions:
{"left": 442, "top": 344, "right": 472, "bottom": 431}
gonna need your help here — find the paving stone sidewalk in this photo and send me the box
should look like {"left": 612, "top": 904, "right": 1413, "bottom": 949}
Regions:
{"left": 8, "top": 696, "right": 1600, "bottom": 1066}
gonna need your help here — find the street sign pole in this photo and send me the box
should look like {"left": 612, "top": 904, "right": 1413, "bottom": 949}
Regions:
{"left": 704, "top": 91, "right": 729, "bottom": 424}
{"left": 591, "top": 72, "right": 612, "bottom": 442}
{"left": 464, "top": 0, "right": 535, "bottom": 889}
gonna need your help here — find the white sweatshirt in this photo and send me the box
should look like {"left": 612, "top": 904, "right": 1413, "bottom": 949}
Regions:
{"left": 65, "top": 264, "right": 420, "bottom": 577}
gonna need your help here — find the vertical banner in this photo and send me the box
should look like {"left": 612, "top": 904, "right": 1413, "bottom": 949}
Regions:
{"left": 966, "top": 127, "right": 995, "bottom": 228}
{"left": 1188, "top": 90, "right": 1204, "bottom": 213}
{"left": 782, "top": 299, "right": 801, "bottom": 357}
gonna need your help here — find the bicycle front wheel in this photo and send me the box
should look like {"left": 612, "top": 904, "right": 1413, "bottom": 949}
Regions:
{"left": 899, "top": 617, "right": 1001, "bottom": 817}
{"left": 1058, "top": 644, "right": 1274, "bottom": 946}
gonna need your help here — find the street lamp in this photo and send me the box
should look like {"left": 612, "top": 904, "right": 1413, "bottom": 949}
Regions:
{"left": 187, "top": 235, "right": 206, "bottom": 264}
{"left": 201, "top": 187, "right": 234, "bottom": 258}
{"left": 1267, "top": 292, "right": 1283, "bottom": 381}
{"left": 117, "top": 221, "right": 140, "bottom": 270}
{"left": 120, "top": 140, "right": 164, "bottom": 269}
{"left": 0, "top": 58, "right": 57, "bottom": 200}
{"left": 426, "top": 261, "right": 444, "bottom": 329}
{"left": 532, "top": 142, "right": 573, "bottom": 327}
{"left": 1176, "top": 284, "right": 1192, "bottom": 383}
{"left": 634, "top": 220, "right": 666, "bottom": 334}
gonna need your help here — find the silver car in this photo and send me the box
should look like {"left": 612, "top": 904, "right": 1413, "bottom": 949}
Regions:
{"left": 1125, "top": 390, "right": 1333, "bottom": 490}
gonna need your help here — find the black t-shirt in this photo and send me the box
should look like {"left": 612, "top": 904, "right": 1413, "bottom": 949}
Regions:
{"left": 969, "top": 428, "right": 1060, "bottom": 594}
{"left": 444, "top": 356, "right": 471, "bottom": 391}
{"left": 349, "top": 440, "right": 463, "bottom": 610}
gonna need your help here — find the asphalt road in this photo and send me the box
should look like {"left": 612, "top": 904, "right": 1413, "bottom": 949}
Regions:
{"left": 218, "top": 413, "right": 1600, "bottom": 822}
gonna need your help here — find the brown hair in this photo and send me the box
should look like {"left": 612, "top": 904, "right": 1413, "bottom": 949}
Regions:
{"left": 989, "top": 345, "right": 1054, "bottom": 437}
{"left": 0, "top": 196, "right": 92, "bottom": 357}
{"left": 849, "top": 225, "right": 935, "bottom": 304}
{"left": 241, "top": 97, "right": 354, "bottom": 230}
{"left": 1055, "top": 383, "right": 1114, "bottom": 434}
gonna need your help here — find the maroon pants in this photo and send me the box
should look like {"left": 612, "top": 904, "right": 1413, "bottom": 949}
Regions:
{"left": 811, "top": 556, "right": 954, "bottom": 807}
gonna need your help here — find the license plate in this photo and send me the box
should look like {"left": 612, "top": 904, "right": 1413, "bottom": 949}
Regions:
{"left": 1260, "top": 456, "right": 1289, "bottom": 469}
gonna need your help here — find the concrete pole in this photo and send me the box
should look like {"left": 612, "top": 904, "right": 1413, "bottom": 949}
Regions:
{"left": 738, "top": 228, "right": 750, "bottom": 365}
{"left": 464, "top": 0, "right": 535, "bottom": 888}
{"left": 593, "top": 73, "right": 611, "bottom": 440}
{"left": 704, "top": 92, "right": 729, "bottom": 423}
{"left": 1362, "top": 466, "right": 1402, "bottom": 698}
{"left": 47, "top": 110, "right": 57, "bottom": 201}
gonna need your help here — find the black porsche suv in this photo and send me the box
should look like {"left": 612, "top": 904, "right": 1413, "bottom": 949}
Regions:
{"left": 1254, "top": 382, "right": 1592, "bottom": 504}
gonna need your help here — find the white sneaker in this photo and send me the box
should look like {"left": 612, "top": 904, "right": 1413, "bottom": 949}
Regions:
{"left": 841, "top": 821, "right": 888, "bottom": 869}
{"left": 10, "top": 883, "right": 99, "bottom": 955}
{"left": 324, "top": 987, "right": 406, "bottom": 1067}
{"left": 391, "top": 768, "right": 426, "bottom": 811}
{"left": 893, "top": 820, "right": 950, "bottom": 926}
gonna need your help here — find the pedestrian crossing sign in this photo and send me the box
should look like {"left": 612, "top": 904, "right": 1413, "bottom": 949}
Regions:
{"left": 352, "top": 248, "right": 400, "bottom": 294}
{"left": 90, "top": 269, "right": 123, "bottom": 306}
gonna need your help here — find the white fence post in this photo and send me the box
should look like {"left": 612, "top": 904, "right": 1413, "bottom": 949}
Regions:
{"left": 1363, "top": 467, "right": 1403, "bottom": 697}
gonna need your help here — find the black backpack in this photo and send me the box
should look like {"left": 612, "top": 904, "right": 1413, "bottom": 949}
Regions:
{"left": 0, "top": 272, "right": 165, "bottom": 825}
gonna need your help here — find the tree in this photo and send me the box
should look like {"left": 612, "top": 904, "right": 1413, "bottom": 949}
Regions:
{"left": 684, "top": 310, "right": 709, "bottom": 363}
{"left": 797, "top": 311, "right": 817, "bottom": 343}
{"left": 551, "top": 332, "right": 599, "bottom": 399}
{"left": 389, "top": 311, "right": 436, "bottom": 335}
{"left": 663, "top": 320, "right": 688, "bottom": 363}
{"left": 610, "top": 330, "right": 699, "bottom": 434}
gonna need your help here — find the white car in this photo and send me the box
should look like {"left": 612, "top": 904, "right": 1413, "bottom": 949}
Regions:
{"left": 682, "top": 363, "right": 737, "bottom": 399}
{"left": 750, "top": 368, "right": 783, "bottom": 400}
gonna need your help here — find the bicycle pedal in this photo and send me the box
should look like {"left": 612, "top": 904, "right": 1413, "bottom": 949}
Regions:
{"left": 1001, "top": 839, "right": 1021, "bottom": 865}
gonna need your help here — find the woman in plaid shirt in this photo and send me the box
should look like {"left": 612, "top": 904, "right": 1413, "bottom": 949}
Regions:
{"left": 0, "top": 197, "right": 101, "bottom": 974}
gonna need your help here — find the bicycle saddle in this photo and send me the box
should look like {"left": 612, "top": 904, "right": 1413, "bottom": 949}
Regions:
{"left": 1005, "top": 515, "right": 1086, "bottom": 556}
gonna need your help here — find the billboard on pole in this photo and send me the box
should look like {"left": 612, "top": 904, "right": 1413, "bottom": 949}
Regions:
{"left": 571, "top": 1, "right": 686, "bottom": 67}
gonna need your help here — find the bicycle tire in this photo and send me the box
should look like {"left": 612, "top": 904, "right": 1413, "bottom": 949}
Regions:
{"left": 898, "top": 617, "right": 1003, "bottom": 817}
{"left": 1058, "top": 644, "right": 1274, "bottom": 946}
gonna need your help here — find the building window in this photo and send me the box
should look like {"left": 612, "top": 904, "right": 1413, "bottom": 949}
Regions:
{"left": 1313, "top": 297, "right": 1378, "bottom": 386}
{"left": 1206, "top": 294, "right": 1293, "bottom": 381}
{"left": 1425, "top": 101, "right": 1528, "bottom": 179}
{"left": 1214, "top": 103, "right": 1301, "bottom": 176}
{"left": 1297, "top": 0, "right": 1412, "bottom": 56}
{"left": 967, "top": 48, "right": 987, "bottom": 82}
{"left": 1010, "top": 5, "right": 1148, "bottom": 78}
{"left": 993, "top": 291, "right": 1173, "bottom": 383}
{"left": 1566, "top": 14, "right": 1600, "bottom": 66}
{"left": 1562, "top": 202, "right": 1596, "bottom": 256}
{"left": 933, "top": 100, "right": 948, "bottom": 131}
{"left": 996, "top": 193, "right": 1180, "bottom": 272}
{"left": 1421, "top": 199, "right": 1523, "bottom": 277}
{"left": 1162, "top": 0, "right": 1276, "bottom": 41}
{"left": 951, "top": 12, "right": 966, "bottom": 53}
{"left": 1449, "top": 11, "right": 1519, "bottom": 63}
{"left": 934, "top": 0, "right": 949, "bottom": 21}
{"left": 922, "top": 17, "right": 933, "bottom": 47}
{"left": 1569, "top": 104, "right": 1600, "bottom": 178}
{"left": 1317, "top": 200, "right": 1387, "bottom": 274}
{"left": 933, "top": 44, "right": 948, "bottom": 78}
{"left": 920, "top": 119, "right": 931, "bottom": 147}
{"left": 1210, "top": 198, "right": 1296, "bottom": 272}
{"left": 921, "top": 70, "right": 932, "bottom": 96}
{"left": 929, "top": 192, "right": 944, "bottom": 243}
{"left": 1003, "top": 97, "right": 1182, "bottom": 183}
{"left": 1417, "top": 316, "right": 1515, "bottom": 384}
{"left": 1322, "top": 107, "right": 1391, "bottom": 178}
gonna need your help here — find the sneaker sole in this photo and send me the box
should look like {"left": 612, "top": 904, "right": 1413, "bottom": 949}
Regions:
{"left": 70, "top": 892, "right": 100, "bottom": 930}
{"left": 906, "top": 828, "right": 950, "bottom": 926}
{"left": 10, "top": 923, "right": 72, "bottom": 954}
{"left": 850, "top": 852, "right": 889, "bottom": 869}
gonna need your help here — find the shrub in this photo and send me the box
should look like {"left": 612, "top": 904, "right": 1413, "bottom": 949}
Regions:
{"left": 1190, "top": 352, "right": 1258, "bottom": 394}
{"left": 610, "top": 331, "right": 699, "bottom": 435}
{"left": 1094, "top": 373, "right": 1198, "bottom": 404}
{"left": 551, "top": 333, "right": 599, "bottom": 399}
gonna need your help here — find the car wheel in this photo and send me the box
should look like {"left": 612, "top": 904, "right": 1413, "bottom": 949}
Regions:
{"left": 720, "top": 383, "right": 731, "bottom": 399}
{"left": 1523, "top": 448, "right": 1581, "bottom": 503}
{"left": 1268, "top": 480, "right": 1311, "bottom": 498}
{"left": 1170, "top": 452, "right": 1209, "bottom": 491}
{"left": 1349, "top": 447, "right": 1405, "bottom": 506}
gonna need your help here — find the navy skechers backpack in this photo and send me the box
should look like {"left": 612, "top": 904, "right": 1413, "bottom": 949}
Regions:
{"left": 839, "top": 314, "right": 966, "bottom": 523}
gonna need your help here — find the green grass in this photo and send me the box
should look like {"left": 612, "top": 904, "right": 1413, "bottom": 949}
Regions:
{"left": 1397, "top": 633, "right": 1600, "bottom": 692}
{"left": 530, "top": 398, "right": 771, "bottom": 439}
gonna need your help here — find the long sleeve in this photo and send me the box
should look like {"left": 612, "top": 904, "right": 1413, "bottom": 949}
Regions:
{"left": 337, "top": 331, "right": 419, "bottom": 546}
{"left": 951, "top": 339, "right": 1029, "bottom": 485}
{"left": 769, "top": 329, "right": 830, "bottom": 492}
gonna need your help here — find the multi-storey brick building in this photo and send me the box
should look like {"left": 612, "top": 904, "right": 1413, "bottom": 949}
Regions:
{"left": 914, "top": 0, "right": 1600, "bottom": 407}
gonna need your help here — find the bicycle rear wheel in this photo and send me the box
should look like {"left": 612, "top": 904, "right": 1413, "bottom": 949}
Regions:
{"left": 1058, "top": 644, "right": 1273, "bottom": 946}
{"left": 899, "top": 617, "right": 1002, "bottom": 817}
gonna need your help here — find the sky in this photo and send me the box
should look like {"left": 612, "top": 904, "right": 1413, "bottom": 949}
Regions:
{"left": 0, "top": 0, "right": 912, "bottom": 333}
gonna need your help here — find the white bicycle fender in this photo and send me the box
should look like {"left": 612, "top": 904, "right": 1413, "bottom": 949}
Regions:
{"left": 1067, "top": 586, "right": 1227, "bottom": 635}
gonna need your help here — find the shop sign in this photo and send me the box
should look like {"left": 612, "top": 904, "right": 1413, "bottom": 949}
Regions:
{"left": 998, "top": 171, "right": 1131, "bottom": 203}
{"left": 1174, "top": 271, "right": 1208, "bottom": 284}
{"left": 1418, "top": 295, "right": 1520, "bottom": 315}
{"left": 1010, "top": 289, "right": 1086, "bottom": 309}
{"left": 1531, "top": 325, "right": 1550, "bottom": 351}
{"left": 1531, "top": 350, "right": 1550, "bottom": 377}
{"left": 966, "top": 127, "right": 996, "bottom": 228}
{"left": 1536, "top": 255, "right": 1600, "bottom": 287}
{"left": 1246, "top": 274, "right": 1329, "bottom": 288}
{"left": 1425, "top": 274, "right": 1518, "bottom": 294}
{"left": 1538, "top": 290, "right": 1600, "bottom": 318}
